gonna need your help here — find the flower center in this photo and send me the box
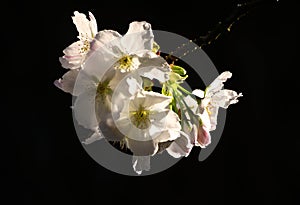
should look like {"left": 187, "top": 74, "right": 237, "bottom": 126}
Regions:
{"left": 130, "top": 105, "right": 151, "bottom": 129}
{"left": 206, "top": 102, "right": 212, "bottom": 115}
{"left": 117, "top": 55, "right": 133, "bottom": 72}
{"left": 79, "top": 39, "right": 90, "bottom": 54}
{"left": 96, "top": 80, "right": 112, "bottom": 103}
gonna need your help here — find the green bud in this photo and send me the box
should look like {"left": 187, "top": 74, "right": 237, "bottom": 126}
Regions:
{"left": 171, "top": 65, "right": 187, "bottom": 76}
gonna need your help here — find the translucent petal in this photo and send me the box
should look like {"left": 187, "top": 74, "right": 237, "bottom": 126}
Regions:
{"left": 192, "top": 89, "right": 205, "bottom": 98}
{"left": 82, "top": 129, "right": 103, "bottom": 145}
{"left": 88, "top": 11, "right": 98, "bottom": 37}
{"left": 211, "top": 89, "right": 243, "bottom": 109}
{"left": 132, "top": 155, "right": 150, "bottom": 175}
{"left": 206, "top": 71, "right": 232, "bottom": 96}
{"left": 166, "top": 131, "right": 193, "bottom": 158}
{"left": 73, "top": 88, "right": 98, "bottom": 130}
{"left": 196, "top": 125, "right": 211, "bottom": 148}
{"left": 72, "top": 11, "right": 95, "bottom": 39}
{"left": 121, "top": 21, "right": 154, "bottom": 54}
{"left": 91, "top": 30, "right": 122, "bottom": 52}
{"left": 54, "top": 69, "right": 79, "bottom": 95}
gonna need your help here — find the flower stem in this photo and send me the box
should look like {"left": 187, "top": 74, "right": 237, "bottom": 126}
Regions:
{"left": 177, "top": 85, "right": 192, "bottom": 95}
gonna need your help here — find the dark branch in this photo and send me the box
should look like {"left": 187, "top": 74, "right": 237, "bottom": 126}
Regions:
{"left": 196, "top": 0, "right": 279, "bottom": 48}
{"left": 166, "top": 0, "right": 279, "bottom": 62}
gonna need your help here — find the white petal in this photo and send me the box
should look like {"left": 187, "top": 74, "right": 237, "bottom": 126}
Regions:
{"left": 115, "top": 117, "right": 131, "bottom": 135}
{"left": 125, "top": 56, "right": 141, "bottom": 72}
{"left": 136, "top": 52, "right": 168, "bottom": 69}
{"left": 200, "top": 108, "right": 212, "bottom": 130}
{"left": 62, "top": 41, "right": 83, "bottom": 56}
{"left": 167, "top": 131, "right": 193, "bottom": 158}
{"left": 73, "top": 87, "right": 98, "bottom": 130}
{"left": 141, "top": 91, "right": 172, "bottom": 110}
{"left": 196, "top": 125, "right": 211, "bottom": 148}
{"left": 71, "top": 69, "right": 98, "bottom": 96}
{"left": 88, "top": 11, "right": 98, "bottom": 37}
{"left": 132, "top": 155, "right": 150, "bottom": 175}
{"left": 122, "top": 21, "right": 154, "bottom": 54}
{"left": 91, "top": 30, "right": 122, "bottom": 52}
{"left": 208, "top": 106, "right": 219, "bottom": 131}
{"left": 154, "top": 129, "right": 181, "bottom": 145}
{"left": 192, "top": 89, "right": 205, "bottom": 98}
{"left": 211, "top": 89, "right": 243, "bottom": 108}
{"left": 98, "top": 116, "right": 125, "bottom": 142}
{"left": 183, "top": 95, "right": 199, "bottom": 113}
{"left": 59, "top": 57, "right": 79, "bottom": 70}
{"left": 111, "top": 74, "right": 142, "bottom": 118}
{"left": 129, "top": 91, "right": 146, "bottom": 110}
{"left": 54, "top": 69, "right": 79, "bottom": 95}
{"left": 148, "top": 110, "right": 174, "bottom": 138}
{"left": 109, "top": 69, "right": 127, "bottom": 91}
{"left": 126, "top": 138, "right": 156, "bottom": 156}
{"left": 165, "top": 111, "right": 181, "bottom": 132}
{"left": 152, "top": 111, "right": 181, "bottom": 147}
{"left": 126, "top": 21, "right": 152, "bottom": 34}
{"left": 206, "top": 71, "right": 232, "bottom": 96}
{"left": 72, "top": 11, "right": 94, "bottom": 39}
{"left": 138, "top": 56, "right": 170, "bottom": 83}
{"left": 148, "top": 123, "right": 164, "bottom": 140}
{"left": 82, "top": 129, "right": 103, "bottom": 144}
{"left": 81, "top": 46, "right": 117, "bottom": 83}
{"left": 126, "top": 76, "right": 143, "bottom": 96}
{"left": 59, "top": 41, "right": 85, "bottom": 69}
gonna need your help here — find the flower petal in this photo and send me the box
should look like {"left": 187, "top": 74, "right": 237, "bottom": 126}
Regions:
{"left": 81, "top": 47, "right": 117, "bottom": 83}
{"left": 122, "top": 21, "right": 154, "bottom": 54}
{"left": 54, "top": 69, "right": 79, "bottom": 95}
{"left": 98, "top": 114, "right": 125, "bottom": 142}
{"left": 108, "top": 69, "right": 128, "bottom": 91}
{"left": 132, "top": 155, "right": 150, "bottom": 175}
{"left": 211, "top": 89, "right": 243, "bottom": 109}
{"left": 206, "top": 71, "right": 232, "bottom": 97}
{"left": 196, "top": 125, "right": 211, "bottom": 148}
{"left": 137, "top": 55, "right": 171, "bottom": 83}
{"left": 167, "top": 131, "right": 193, "bottom": 158}
{"left": 59, "top": 41, "right": 85, "bottom": 69}
{"left": 200, "top": 107, "right": 212, "bottom": 128}
{"left": 72, "top": 11, "right": 95, "bottom": 39}
{"left": 126, "top": 21, "right": 152, "bottom": 34}
{"left": 73, "top": 87, "right": 98, "bottom": 130}
{"left": 71, "top": 69, "right": 97, "bottom": 96}
{"left": 82, "top": 129, "right": 103, "bottom": 145}
{"left": 192, "top": 89, "right": 205, "bottom": 98}
{"left": 91, "top": 30, "right": 122, "bottom": 52}
{"left": 142, "top": 91, "right": 172, "bottom": 111}
{"left": 111, "top": 75, "right": 143, "bottom": 120}
{"left": 150, "top": 110, "right": 181, "bottom": 153}
{"left": 183, "top": 95, "right": 199, "bottom": 113}
{"left": 207, "top": 106, "right": 219, "bottom": 131}
{"left": 88, "top": 11, "right": 98, "bottom": 38}
{"left": 126, "top": 138, "right": 156, "bottom": 156}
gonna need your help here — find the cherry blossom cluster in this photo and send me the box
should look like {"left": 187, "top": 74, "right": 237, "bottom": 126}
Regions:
{"left": 54, "top": 11, "right": 242, "bottom": 174}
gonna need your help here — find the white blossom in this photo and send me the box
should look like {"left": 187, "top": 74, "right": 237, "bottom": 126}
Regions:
{"left": 193, "top": 71, "right": 243, "bottom": 131}
{"left": 59, "top": 11, "right": 98, "bottom": 70}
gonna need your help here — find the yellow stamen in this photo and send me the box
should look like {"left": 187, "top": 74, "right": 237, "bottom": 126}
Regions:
{"left": 117, "top": 55, "right": 133, "bottom": 72}
{"left": 78, "top": 33, "right": 90, "bottom": 54}
{"left": 130, "top": 105, "right": 151, "bottom": 129}
{"left": 79, "top": 39, "right": 90, "bottom": 54}
{"left": 96, "top": 81, "right": 112, "bottom": 103}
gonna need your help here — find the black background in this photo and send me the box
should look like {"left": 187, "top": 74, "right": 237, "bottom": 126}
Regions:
{"left": 3, "top": 0, "right": 299, "bottom": 204}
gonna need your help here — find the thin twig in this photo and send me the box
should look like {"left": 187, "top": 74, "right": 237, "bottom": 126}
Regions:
{"left": 166, "top": 0, "right": 279, "bottom": 62}
{"left": 196, "top": 0, "right": 279, "bottom": 48}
